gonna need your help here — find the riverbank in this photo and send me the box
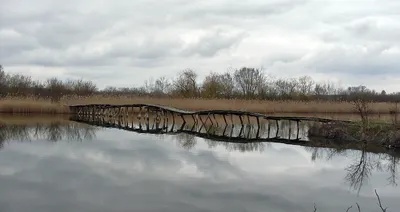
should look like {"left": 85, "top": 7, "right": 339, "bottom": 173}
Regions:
{"left": 309, "top": 121, "right": 400, "bottom": 149}
{"left": 0, "top": 96, "right": 398, "bottom": 115}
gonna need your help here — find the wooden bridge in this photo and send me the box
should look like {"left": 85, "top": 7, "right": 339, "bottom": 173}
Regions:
{"left": 70, "top": 114, "right": 310, "bottom": 144}
{"left": 69, "top": 103, "right": 351, "bottom": 141}
{"left": 69, "top": 103, "right": 350, "bottom": 123}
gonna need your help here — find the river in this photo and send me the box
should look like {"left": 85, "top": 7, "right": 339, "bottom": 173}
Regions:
{"left": 0, "top": 115, "right": 399, "bottom": 212}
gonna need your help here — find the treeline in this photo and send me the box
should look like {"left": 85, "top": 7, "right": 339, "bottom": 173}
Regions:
{"left": 0, "top": 65, "right": 97, "bottom": 101}
{"left": 1, "top": 65, "right": 400, "bottom": 102}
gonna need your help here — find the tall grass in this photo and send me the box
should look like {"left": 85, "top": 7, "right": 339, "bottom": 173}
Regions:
{"left": 0, "top": 95, "right": 397, "bottom": 115}
{"left": 0, "top": 97, "right": 69, "bottom": 114}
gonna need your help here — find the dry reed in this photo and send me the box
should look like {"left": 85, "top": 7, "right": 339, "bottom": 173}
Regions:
{"left": 0, "top": 95, "right": 397, "bottom": 115}
{"left": 0, "top": 97, "right": 69, "bottom": 114}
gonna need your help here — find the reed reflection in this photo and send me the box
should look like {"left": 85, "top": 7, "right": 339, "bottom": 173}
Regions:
{"left": 0, "top": 121, "right": 97, "bottom": 148}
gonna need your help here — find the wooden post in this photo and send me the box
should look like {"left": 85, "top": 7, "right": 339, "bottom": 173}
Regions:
{"left": 256, "top": 125, "right": 260, "bottom": 138}
{"left": 146, "top": 107, "right": 150, "bottom": 121}
{"left": 239, "top": 115, "right": 243, "bottom": 126}
{"left": 246, "top": 124, "right": 251, "bottom": 139}
{"left": 206, "top": 124, "right": 212, "bottom": 134}
{"left": 198, "top": 115, "right": 206, "bottom": 132}
{"left": 166, "top": 111, "right": 169, "bottom": 128}
{"left": 296, "top": 120, "right": 300, "bottom": 140}
{"left": 171, "top": 111, "right": 175, "bottom": 126}
{"left": 191, "top": 114, "right": 196, "bottom": 125}
{"left": 179, "top": 121, "right": 186, "bottom": 131}
{"left": 146, "top": 112, "right": 150, "bottom": 131}
{"left": 206, "top": 113, "right": 213, "bottom": 126}
{"left": 180, "top": 114, "right": 186, "bottom": 124}
{"left": 222, "top": 125, "right": 227, "bottom": 136}
{"left": 238, "top": 125, "right": 244, "bottom": 138}
{"left": 138, "top": 106, "right": 142, "bottom": 120}
{"left": 138, "top": 119, "right": 142, "bottom": 130}
{"left": 170, "top": 112, "right": 175, "bottom": 132}
{"left": 223, "top": 114, "right": 227, "bottom": 126}
{"left": 275, "top": 120, "right": 279, "bottom": 138}
{"left": 190, "top": 122, "right": 196, "bottom": 131}
{"left": 212, "top": 114, "right": 218, "bottom": 127}
{"left": 162, "top": 110, "right": 166, "bottom": 130}
{"left": 230, "top": 124, "right": 234, "bottom": 138}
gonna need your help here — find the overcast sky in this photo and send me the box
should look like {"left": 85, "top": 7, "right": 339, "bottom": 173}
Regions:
{"left": 1, "top": 0, "right": 400, "bottom": 92}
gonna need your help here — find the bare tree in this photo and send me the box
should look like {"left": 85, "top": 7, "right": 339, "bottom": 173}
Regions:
{"left": 349, "top": 86, "right": 373, "bottom": 128}
{"left": 144, "top": 77, "right": 155, "bottom": 94}
{"left": 45, "top": 77, "right": 66, "bottom": 102}
{"left": 201, "top": 72, "right": 224, "bottom": 99}
{"left": 7, "top": 74, "right": 34, "bottom": 97}
{"left": 0, "top": 65, "right": 7, "bottom": 97}
{"left": 154, "top": 76, "right": 171, "bottom": 96}
{"left": 298, "top": 75, "right": 315, "bottom": 96}
{"left": 219, "top": 72, "right": 235, "bottom": 99}
{"left": 233, "top": 67, "right": 265, "bottom": 99}
{"left": 274, "top": 78, "right": 298, "bottom": 99}
{"left": 172, "top": 69, "right": 199, "bottom": 98}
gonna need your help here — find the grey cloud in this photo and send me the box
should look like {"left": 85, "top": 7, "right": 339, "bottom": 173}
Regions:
{"left": 1, "top": 0, "right": 400, "bottom": 91}
{"left": 343, "top": 17, "right": 400, "bottom": 42}
{"left": 181, "top": 29, "right": 247, "bottom": 57}
{"left": 307, "top": 46, "right": 400, "bottom": 76}
{"left": 0, "top": 29, "right": 39, "bottom": 58}
{"left": 180, "top": 0, "right": 308, "bottom": 20}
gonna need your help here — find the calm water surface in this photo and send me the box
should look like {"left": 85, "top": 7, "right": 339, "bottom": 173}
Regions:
{"left": 0, "top": 120, "right": 399, "bottom": 212}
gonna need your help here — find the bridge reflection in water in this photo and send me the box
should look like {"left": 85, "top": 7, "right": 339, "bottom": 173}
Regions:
{"left": 68, "top": 103, "right": 347, "bottom": 144}
{"left": 69, "top": 113, "right": 311, "bottom": 145}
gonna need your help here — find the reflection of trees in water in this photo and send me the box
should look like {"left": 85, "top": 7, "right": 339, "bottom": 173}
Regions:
{"left": 305, "top": 146, "right": 349, "bottom": 162}
{"left": 173, "top": 132, "right": 266, "bottom": 153}
{"left": 0, "top": 122, "right": 97, "bottom": 148}
{"left": 199, "top": 120, "right": 310, "bottom": 140}
{"left": 345, "top": 150, "right": 375, "bottom": 194}
{"left": 386, "top": 155, "right": 399, "bottom": 186}
{"left": 174, "top": 133, "right": 197, "bottom": 150}
{"left": 305, "top": 146, "right": 400, "bottom": 193}
{"left": 172, "top": 123, "right": 268, "bottom": 152}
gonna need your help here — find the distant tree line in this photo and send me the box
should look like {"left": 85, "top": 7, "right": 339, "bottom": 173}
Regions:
{"left": 1, "top": 65, "right": 400, "bottom": 102}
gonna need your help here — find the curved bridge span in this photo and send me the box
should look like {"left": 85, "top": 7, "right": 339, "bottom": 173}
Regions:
{"left": 69, "top": 103, "right": 351, "bottom": 141}
{"left": 69, "top": 103, "right": 351, "bottom": 123}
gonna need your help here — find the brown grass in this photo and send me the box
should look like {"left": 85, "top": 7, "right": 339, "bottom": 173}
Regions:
{"left": 0, "top": 114, "right": 71, "bottom": 125}
{"left": 0, "top": 95, "right": 398, "bottom": 115}
{"left": 0, "top": 97, "right": 69, "bottom": 114}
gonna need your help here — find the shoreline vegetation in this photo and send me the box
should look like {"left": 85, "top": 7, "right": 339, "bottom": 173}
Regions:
{"left": 1, "top": 65, "right": 399, "bottom": 114}
{"left": 309, "top": 122, "right": 400, "bottom": 149}
{"left": 0, "top": 97, "right": 399, "bottom": 115}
